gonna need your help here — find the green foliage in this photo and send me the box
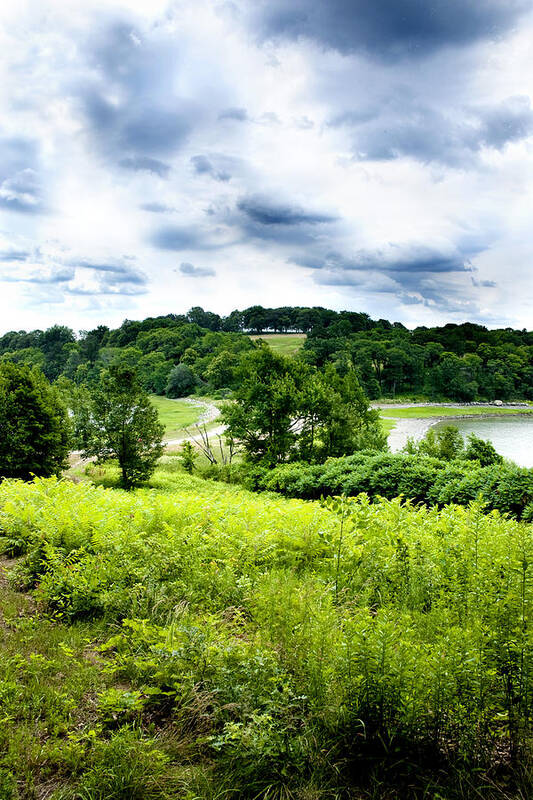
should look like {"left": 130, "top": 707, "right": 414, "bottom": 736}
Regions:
{"left": 405, "top": 426, "right": 505, "bottom": 466}
{"left": 244, "top": 450, "right": 533, "bottom": 519}
{"left": 464, "top": 432, "right": 504, "bottom": 466}
{"left": 165, "top": 363, "right": 196, "bottom": 398}
{"left": 1, "top": 474, "right": 533, "bottom": 796}
{"left": 0, "top": 362, "right": 70, "bottom": 480}
{"left": 222, "top": 346, "right": 386, "bottom": 466}
{"left": 81, "top": 364, "right": 164, "bottom": 489}
{"left": 1, "top": 308, "right": 532, "bottom": 402}
{"left": 178, "top": 441, "right": 197, "bottom": 473}
{"left": 405, "top": 424, "right": 465, "bottom": 460}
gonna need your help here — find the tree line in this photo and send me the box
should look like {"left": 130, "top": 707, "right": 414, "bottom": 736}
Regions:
{"left": 1, "top": 306, "right": 532, "bottom": 403}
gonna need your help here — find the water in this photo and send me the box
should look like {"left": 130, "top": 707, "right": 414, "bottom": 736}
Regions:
{"left": 433, "top": 415, "right": 533, "bottom": 468}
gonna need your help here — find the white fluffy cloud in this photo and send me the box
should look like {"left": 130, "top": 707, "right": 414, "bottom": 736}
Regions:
{"left": 0, "top": 0, "right": 532, "bottom": 332}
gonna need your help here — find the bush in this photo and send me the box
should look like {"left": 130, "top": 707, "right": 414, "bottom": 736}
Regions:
{"left": 245, "top": 451, "right": 533, "bottom": 519}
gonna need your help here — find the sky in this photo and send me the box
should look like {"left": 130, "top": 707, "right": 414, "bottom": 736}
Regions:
{"left": 1, "top": 0, "right": 533, "bottom": 334}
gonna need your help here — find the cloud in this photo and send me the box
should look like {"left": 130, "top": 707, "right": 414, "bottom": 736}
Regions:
{"left": 150, "top": 226, "right": 209, "bottom": 251}
{"left": 118, "top": 156, "right": 171, "bottom": 177}
{"left": 0, "top": 168, "right": 44, "bottom": 214}
{"left": 150, "top": 223, "right": 238, "bottom": 251}
{"left": 139, "top": 202, "right": 175, "bottom": 213}
{"left": 251, "top": 0, "right": 529, "bottom": 60}
{"left": 191, "top": 154, "right": 231, "bottom": 182}
{"left": 0, "top": 249, "right": 31, "bottom": 262}
{"left": 332, "top": 95, "right": 533, "bottom": 166}
{"left": 76, "top": 20, "right": 200, "bottom": 168}
{"left": 71, "top": 257, "right": 142, "bottom": 276}
{"left": 292, "top": 241, "right": 488, "bottom": 312}
{"left": 218, "top": 107, "right": 248, "bottom": 121}
{"left": 179, "top": 261, "right": 216, "bottom": 277}
{"left": 237, "top": 195, "right": 337, "bottom": 226}
{"left": 66, "top": 256, "right": 148, "bottom": 295}
{"left": 292, "top": 242, "right": 476, "bottom": 278}
{"left": 0, "top": 266, "right": 75, "bottom": 284}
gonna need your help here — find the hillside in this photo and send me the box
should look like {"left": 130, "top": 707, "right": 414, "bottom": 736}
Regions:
{"left": 1, "top": 307, "right": 533, "bottom": 403}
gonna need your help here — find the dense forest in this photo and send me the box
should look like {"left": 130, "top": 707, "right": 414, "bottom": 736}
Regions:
{"left": 0, "top": 305, "right": 532, "bottom": 401}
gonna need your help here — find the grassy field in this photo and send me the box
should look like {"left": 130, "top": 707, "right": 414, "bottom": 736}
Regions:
{"left": 250, "top": 333, "right": 306, "bottom": 356}
{"left": 149, "top": 395, "right": 217, "bottom": 440}
{"left": 380, "top": 405, "right": 533, "bottom": 419}
{"left": 1, "top": 469, "right": 532, "bottom": 798}
{"left": 380, "top": 417, "right": 396, "bottom": 434}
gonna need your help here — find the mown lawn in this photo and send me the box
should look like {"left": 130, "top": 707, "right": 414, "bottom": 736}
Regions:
{"left": 250, "top": 333, "right": 307, "bottom": 356}
{"left": 380, "top": 417, "right": 396, "bottom": 435}
{"left": 149, "top": 395, "right": 215, "bottom": 439}
{"left": 380, "top": 405, "right": 533, "bottom": 419}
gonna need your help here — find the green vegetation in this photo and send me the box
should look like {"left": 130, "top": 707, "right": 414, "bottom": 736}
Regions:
{"left": 0, "top": 471, "right": 532, "bottom": 798}
{"left": 241, "top": 449, "right": 533, "bottom": 520}
{"left": 149, "top": 395, "right": 208, "bottom": 439}
{"left": 250, "top": 333, "right": 307, "bottom": 356}
{"left": 404, "top": 426, "right": 504, "bottom": 465}
{"left": 380, "top": 405, "right": 533, "bottom": 419}
{"left": 1, "top": 306, "right": 532, "bottom": 403}
{"left": 0, "top": 361, "right": 70, "bottom": 480}
{"left": 80, "top": 364, "right": 164, "bottom": 489}
{"left": 222, "top": 346, "right": 386, "bottom": 465}
{"left": 2, "top": 304, "right": 533, "bottom": 798}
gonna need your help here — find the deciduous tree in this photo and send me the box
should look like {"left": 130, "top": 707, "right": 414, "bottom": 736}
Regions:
{"left": 82, "top": 364, "right": 164, "bottom": 488}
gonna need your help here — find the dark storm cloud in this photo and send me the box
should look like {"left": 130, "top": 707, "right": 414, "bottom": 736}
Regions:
{"left": 252, "top": 0, "right": 528, "bottom": 60}
{"left": 191, "top": 155, "right": 231, "bottom": 182}
{"left": 149, "top": 225, "right": 235, "bottom": 252}
{"left": 119, "top": 156, "right": 171, "bottom": 177}
{"left": 68, "top": 258, "right": 149, "bottom": 293}
{"left": 479, "top": 95, "right": 533, "bottom": 148}
{"left": 179, "top": 261, "right": 216, "bottom": 277}
{"left": 293, "top": 241, "right": 487, "bottom": 311}
{"left": 150, "top": 226, "right": 207, "bottom": 251}
{"left": 72, "top": 258, "right": 143, "bottom": 277}
{"left": 237, "top": 195, "right": 337, "bottom": 226}
{"left": 333, "top": 96, "right": 533, "bottom": 166}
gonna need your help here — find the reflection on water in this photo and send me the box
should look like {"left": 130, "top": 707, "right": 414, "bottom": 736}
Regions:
{"left": 433, "top": 415, "right": 533, "bottom": 468}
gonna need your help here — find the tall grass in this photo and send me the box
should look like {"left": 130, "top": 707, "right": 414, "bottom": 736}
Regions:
{"left": 0, "top": 472, "right": 532, "bottom": 797}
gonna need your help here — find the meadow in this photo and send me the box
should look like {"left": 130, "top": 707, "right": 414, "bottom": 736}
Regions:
{"left": 249, "top": 333, "right": 307, "bottom": 356}
{"left": 149, "top": 395, "right": 218, "bottom": 440}
{"left": 380, "top": 405, "right": 533, "bottom": 419}
{"left": 1, "top": 463, "right": 532, "bottom": 799}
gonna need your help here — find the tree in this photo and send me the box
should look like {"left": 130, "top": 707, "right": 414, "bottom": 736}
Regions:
{"left": 82, "top": 364, "right": 164, "bottom": 489}
{"left": 222, "top": 346, "right": 386, "bottom": 466}
{"left": 0, "top": 362, "right": 70, "bottom": 480}
{"left": 222, "top": 347, "right": 298, "bottom": 464}
{"left": 166, "top": 363, "right": 197, "bottom": 397}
